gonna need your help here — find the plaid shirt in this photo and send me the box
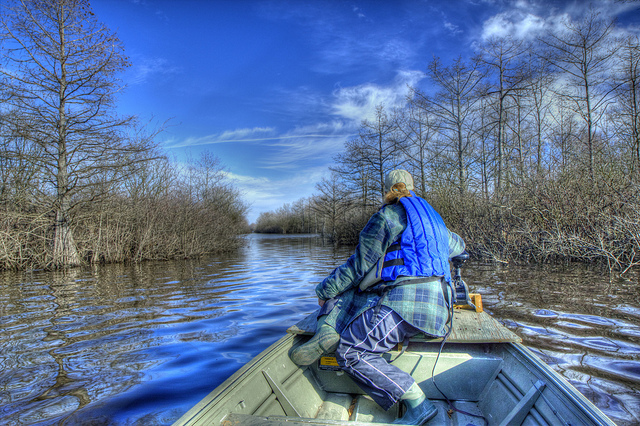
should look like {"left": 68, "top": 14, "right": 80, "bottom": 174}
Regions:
{"left": 315, "top": 201, "right": 465, "bottom": 337}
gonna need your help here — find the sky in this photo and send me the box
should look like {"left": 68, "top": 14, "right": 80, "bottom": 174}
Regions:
{"left": 90, "top": 0, "right": 640, "bottom": 223}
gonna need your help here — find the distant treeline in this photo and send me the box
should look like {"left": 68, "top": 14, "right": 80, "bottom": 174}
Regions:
{"left": 0, "top": 0, "right": 248, "bottom": 270}
{"left": 255, "top": 12, "right": 640, "bottom": 274}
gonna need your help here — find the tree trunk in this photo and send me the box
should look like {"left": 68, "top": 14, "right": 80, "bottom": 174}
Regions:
{"left": 52, "top": 7, "right": 80, "bottom": 268}
{"left": 53, "top": 205, "right": 80, "bottom": 267}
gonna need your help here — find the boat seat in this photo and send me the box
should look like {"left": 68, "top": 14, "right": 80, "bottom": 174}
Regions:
{"left": 498, "top": 380, "right": 546, "bottom": 426}
{"left": 287, "top": 308, "right": 521, "bottom": 343}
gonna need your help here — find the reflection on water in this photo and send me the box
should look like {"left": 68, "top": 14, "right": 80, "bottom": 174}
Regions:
{"left": 467, "top": 262, "right": 640, "bottom": 425}
{"left": 0, "top": 234, "right": 351, "bottom": 425}
{"left": 0, "top": 234, "right": 638, "bottom": 425}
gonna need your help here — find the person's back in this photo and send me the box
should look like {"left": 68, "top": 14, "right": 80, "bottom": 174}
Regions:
{"left": 292, "top": 169, "right": 465, "bottom": 425}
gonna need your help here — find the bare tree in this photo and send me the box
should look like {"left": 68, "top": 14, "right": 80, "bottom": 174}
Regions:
{"left": 0, "top": 0, "right": 156, "bottom": 267}
{"left": 331, "top": 139, "right": 377, "bottom": 211}
{"left": 186, "top": 151, "right": 228, "bottom": 203}
{"left": 313, "top": 173, "right": 353, "bottom": 239}
{"left": 610, "top": 36, "right": 640, "bottom": 176}
{"left": 524, "top": 52, "right": 555, "bottom": 178}
{"left": 549, "top": 96, "right": 579, "bottom": 174}
{"left": 540, "top": 10, "right": 619, "bottom": 181}
{"left": 478, "top": 36, "right": 530, "bottom": 193}
{"left": 474, "top": 97, "right": 496, "bottom": 198}
{"left": 358, "top": 105, "right": 404, "bottom": 198}
{"left": 396, "top": 102, "right": 439, "bottom": 196}
{"left": 416, "top": 56, "right": 485, "bottom": 194}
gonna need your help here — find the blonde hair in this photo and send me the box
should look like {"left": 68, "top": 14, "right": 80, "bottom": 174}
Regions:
{"left": 384, "top": 182, "right": 412, "bottom": 204}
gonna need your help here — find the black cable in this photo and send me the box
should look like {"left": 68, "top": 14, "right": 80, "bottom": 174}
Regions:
{"left": 430, "top": 281, "right": 488, "bottom": 425}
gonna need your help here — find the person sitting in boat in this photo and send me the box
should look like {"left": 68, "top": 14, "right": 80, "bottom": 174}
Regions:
{"left": 291, "top": 169, "right": 465, "bottom": 425}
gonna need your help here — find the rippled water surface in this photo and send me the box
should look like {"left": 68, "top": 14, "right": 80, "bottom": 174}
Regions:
{"left": 1, "top": 234, "right": 639, "bottom": 425}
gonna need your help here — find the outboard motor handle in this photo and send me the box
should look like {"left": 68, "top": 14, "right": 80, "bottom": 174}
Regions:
{"left": 451, "top": 251, "right": 470, "bottom": 270}
{"left": 450, "top": 251, "right": 476, "bottom": 309}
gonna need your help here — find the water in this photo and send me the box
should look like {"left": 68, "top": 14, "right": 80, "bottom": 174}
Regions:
{"left": 0, "top": 234, "right": 638, "bottom": 425}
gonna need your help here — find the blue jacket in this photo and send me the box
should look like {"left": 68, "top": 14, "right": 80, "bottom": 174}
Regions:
{"left": 316, "top": 195, "right": 465, "bottom": 336}
{"left": 380, "top": 193, "right": 452, "bottom": 284}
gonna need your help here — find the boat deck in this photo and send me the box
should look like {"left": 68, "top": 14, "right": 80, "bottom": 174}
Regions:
{"left": 287, "top": 308, "right": 522, "bottom": 344}
{"left": 208, "top": 338, "right": 504, "bottom": 426}
{"left": 272, "top": 309, "right": 521, "bottom": 425}
{"left": 174, "top": 310, "right": 614, "bottom": 426}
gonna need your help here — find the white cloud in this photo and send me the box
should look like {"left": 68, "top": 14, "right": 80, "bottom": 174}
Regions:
{"left": 216, "top": 127, "right": 276, "bottom": 141}
{"left": 164, "top": 127, "right": 277, "bottom": 148}
{"left": 479, "top": 0, "right": 640, "bottom": 43}
{"left": 479, "top": 0, "right": 589, "bottom": 42}
{"left": 332, "top": 70, "right": 424, "bottom": 122}
{"left": 481, "top": 11, "right": 557, "bottom": 41}
{"left": 352, "top": 6, "right": 366, "bottom": 19}
{"left": 315, "top": 35, "right": 415, "bottom": 75}
{"left": 241, "top": 122, "right": 354, "bottom": 170}
{"left": 444, "top": 21, "right": 461, "bottom": 35}
{"left": 260, "top": 139, "right": 349, "bottom": 170}
{"left": 128, "top": 56, "right": 179, "bottom": 85}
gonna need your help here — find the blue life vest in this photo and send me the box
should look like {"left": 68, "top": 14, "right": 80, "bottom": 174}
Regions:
{"left": 380, "top": 193, "right": 451, "bottom": 283}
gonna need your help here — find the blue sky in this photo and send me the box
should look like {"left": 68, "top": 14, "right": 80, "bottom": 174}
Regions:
{"left": 91, "top": 0, "right": 640, "bottom": 223}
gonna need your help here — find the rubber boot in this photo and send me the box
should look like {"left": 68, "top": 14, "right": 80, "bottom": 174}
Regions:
{"left": 393, "top": 383, "right": 438, "bottom": 425}
{"left": 290, "top": 316, "right": 339, "bottom": 366}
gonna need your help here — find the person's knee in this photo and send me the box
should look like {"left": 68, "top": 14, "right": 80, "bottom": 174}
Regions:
{"left": 336, "top": 342, "right": 357, "bottom": 368}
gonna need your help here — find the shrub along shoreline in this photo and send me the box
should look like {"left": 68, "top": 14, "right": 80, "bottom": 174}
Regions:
{"left": 254, "top": 172, "right": 640, "bottom": 275}
{"left": 0, "top": 154, "right": 250, "bottom": 271}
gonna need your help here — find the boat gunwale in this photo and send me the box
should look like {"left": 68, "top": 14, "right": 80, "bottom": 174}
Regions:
{"left": 173, "top": 319, "right": 617, "bottom": 426}
{"left": 173, "top": 333, "right": 297, "bottom": 425}
{"left": 507, "top": 342, "right": 616, "bottom": 426}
